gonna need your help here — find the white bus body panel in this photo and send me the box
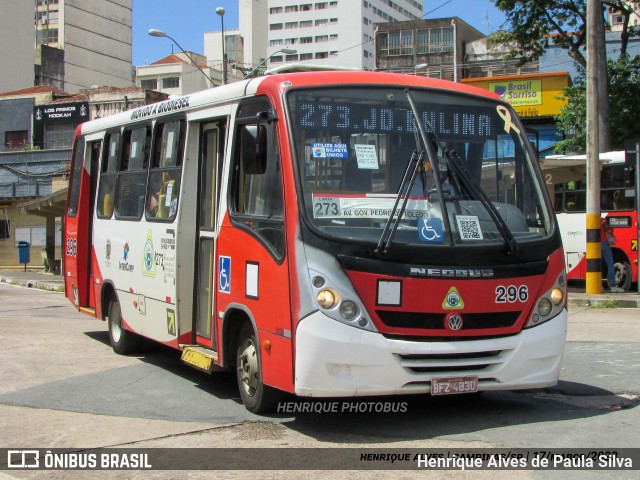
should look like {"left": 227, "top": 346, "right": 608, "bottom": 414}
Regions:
{"left": 295, "top": 311, "right": 567, "bottom": 397}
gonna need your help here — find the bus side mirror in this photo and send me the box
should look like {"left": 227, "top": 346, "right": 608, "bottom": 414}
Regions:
{"left": 241, "top": 124, "right": 268, "bottom": 175}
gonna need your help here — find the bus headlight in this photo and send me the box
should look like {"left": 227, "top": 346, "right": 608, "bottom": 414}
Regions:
{"left": 339, "top": 300, "right": 359, "bottom": 320}
{"left": 317, "top": 289, "right": 338, "bottom": 309}
{"left": 525, "top": 273, "right": 566, "bottom": 329}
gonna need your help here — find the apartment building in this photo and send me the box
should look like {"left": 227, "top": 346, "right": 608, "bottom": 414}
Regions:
{"left": 35, "top": 0, "right": 133, "bottom": 93}
{"left": 0, "top": 2, "right": 33, "bottom": 92}
{"left": 267, "top": 0, "right": 423, "bottom": 71}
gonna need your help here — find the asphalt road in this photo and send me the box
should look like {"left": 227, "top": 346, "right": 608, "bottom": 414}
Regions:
{"left": 0, "top": 283, "right": 638, "bottom": 479}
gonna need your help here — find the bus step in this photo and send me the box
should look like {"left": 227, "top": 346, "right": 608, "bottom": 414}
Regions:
{"left": 79, "top": 307, "right": 95, "bottom": 315}
{"left": 181, "top": 345, "right": 220, "bottom": 374}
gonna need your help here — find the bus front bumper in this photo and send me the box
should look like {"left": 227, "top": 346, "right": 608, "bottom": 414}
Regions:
{"left": 294, "top": 310, "right": 567, "bottom": 397}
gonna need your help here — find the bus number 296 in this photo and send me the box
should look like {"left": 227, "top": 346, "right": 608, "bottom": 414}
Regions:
{"left": 495, "top": 285, "right": 528, "bottom": 303}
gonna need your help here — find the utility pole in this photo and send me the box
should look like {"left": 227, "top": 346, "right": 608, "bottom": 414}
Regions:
{"left": 586, "top": 0, "right": 602, "bottom": 294}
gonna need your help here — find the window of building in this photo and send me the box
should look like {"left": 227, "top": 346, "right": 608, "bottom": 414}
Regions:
{"left": 285, "top": 54, "right": 299, "bottom": 62}
{"left": 270, "top": 39, "right": 283, "bottom": 46}
{"left": 285, "top": 22, "right": 299, "bottom": 29}
{"left": 330, "top": 18, "right": 338, "bottom": 23}
{"left": 4, "top": 131, "right": 28, "bottom": 150}
{"left": 401, "top": 30, "right": 413, "bottom": 54}
{"left": 315, "top": 19, "right": 328, "bottom": 26}
{"left": 0, "top": 219, "right": 9, "bottom": 240}
{"left": 140, "top": 79, "right": 158, "bottom": 90}
{"left": 162, "top": 77, "right": 180, "bottom": 89}
{"left": 316, "top": 35, "right": 329, "bottom": 43}
{"left": 44, "top": 123, "right": 74, "bottom": 149}
{"left": 300, "top": 53, "right": 313, "bottom": 60}
{"left": 300, "top": 20, "right": 313, "bottom": 27}
{"left": 330, "top": 34, "right": 338, "bottom": 40}
{"left": 300, "top": 36, "right": 313, "bottom": 44}
{"left": 36, "top": 28, "right": 58, "bottom": 45}
{"left": 270, "top": 55, "right": 283, "bottom": 63}
{"left": 285, "top": 5, "right": 298, "bottom": 12}
{"left": 270, "top": 23, "right": 283, "bottom": 30}
{"left": 330, "top": 1, "right": 338, "bottom": 6}
{"left": 285, "top": 38, "right": 297, "bottom": 45}
{"left": 301, "top": 4, "right": 312, "bottom": 11}
{"left": 269, "top": 7, "right": 282, "bottom": 14}
{"left": 316, "top": 2, "right": 328, "bottom": 9}
{"left": 315, "top": 52, "right": 328, "bottom": 59}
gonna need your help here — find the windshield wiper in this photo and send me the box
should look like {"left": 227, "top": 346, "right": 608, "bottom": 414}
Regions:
{"left": 443, "top": 147, "right": 520, "bottom": 256}
{"left": 375, "top": 148, "right": 424, "bottom": 255}
{"left": 405, "top": 89, "right": 520, "bottom": 256}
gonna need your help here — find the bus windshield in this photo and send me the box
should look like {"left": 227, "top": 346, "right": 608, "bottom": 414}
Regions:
{"left": 288, "top": 86, "right": 553, "bottom": 249}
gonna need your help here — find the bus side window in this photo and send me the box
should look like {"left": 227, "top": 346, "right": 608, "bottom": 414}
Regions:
{"left": 146, "top": 119, "right": 185, "bottom": 221}
{"left": 67, "top": 136, "right": 86, "bottom": 218}
{"left": 96, "top": 132, "right": 120, "bottom": 218}
{"left": 115, "top": 126, "right": 150, "bottom": 220}
{"left": 231, "top": 101, "right": 285, "bottom": 259}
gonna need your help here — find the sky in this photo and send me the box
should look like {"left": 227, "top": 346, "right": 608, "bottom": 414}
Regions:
{"left": 132, "top": 0, "right": 507, "bottom": 66}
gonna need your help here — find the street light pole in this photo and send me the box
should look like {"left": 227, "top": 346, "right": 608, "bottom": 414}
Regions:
{"left": 243, "top": 49, "right": 297, "bottom": 79}
{"left": 216, "top": 7, "right": 227, "bottom": 85}
{"left": 148, "top": 29, "right": 214, "bottom": 87}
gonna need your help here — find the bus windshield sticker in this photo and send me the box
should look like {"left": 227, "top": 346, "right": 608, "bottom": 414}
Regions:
{"left": 456, "top": 215, "right": 483, "bottom": 240}
{"left": 312, "top": 193, "right": 429, "bottom": 219}
{"left": 354, "top": 144, "right": 379, "bottom": 169}
{"left": 312, "top": 143, "right": 349, "bottom": 159}
{"left": 165, "top": 183, "right": 174, "bottom": 206}
{"left": 418, "top": 217, "right": 444, "bottom": 243}
{"left": 496, "top": 105, "right": 521, "bottom": 135}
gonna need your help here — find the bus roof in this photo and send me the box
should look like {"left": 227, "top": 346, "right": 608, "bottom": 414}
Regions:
{"left": 542, "top": 151, "right": 625, "bottom": 170}
{"left": 79, "top": 70, "right": 502, "bottom": 135}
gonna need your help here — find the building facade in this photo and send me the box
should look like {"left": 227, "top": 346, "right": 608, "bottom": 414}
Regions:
{"left": 268, "top": 0, "right": 423, "bottom": 71}
{"left": 35, "top": 0, "right": 133, "bottom": 93}
{"left": 0, "top": 1, "right": 33, "bottom": 92}
{"left": 375, "top": 17, "right": 484, "bottom": 81}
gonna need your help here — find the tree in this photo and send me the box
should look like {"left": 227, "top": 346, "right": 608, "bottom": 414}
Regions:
{"left": 491, "top": 0, "right": 640, "bottom": 151}
{"left": 555, "top": 55, "right": 640, "bottom": 153}
{"left": 492, "top": 1, "right": 639, "bottom": 67}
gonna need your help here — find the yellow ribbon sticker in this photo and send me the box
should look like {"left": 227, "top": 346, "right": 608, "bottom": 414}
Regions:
{"left": 496, "top": 105, "right": 521, "bottom": 135}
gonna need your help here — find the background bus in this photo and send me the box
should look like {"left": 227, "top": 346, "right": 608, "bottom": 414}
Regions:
{"left": 544, "top": 151, "right": 637, "bottom": 291}
{"left": 65, "top": 69, "right": 567, "bottom": 413}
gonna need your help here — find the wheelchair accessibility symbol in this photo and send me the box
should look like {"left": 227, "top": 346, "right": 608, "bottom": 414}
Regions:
{"left": 218, "top": 256, "right": 231, "bottom": 293}
{"left": 418, "top": 218, "right": 444, "bottom": 243}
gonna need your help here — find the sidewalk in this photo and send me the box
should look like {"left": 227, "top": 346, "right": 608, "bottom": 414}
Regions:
{"left": 1, "top": 268, "right": 638, "bottom": 308}
{"left": 0, "top": 268, "right": 64, "bottom": 292}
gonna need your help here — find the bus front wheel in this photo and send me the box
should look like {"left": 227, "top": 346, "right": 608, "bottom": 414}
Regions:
{"left": 613, "top": 259, "right": 633, "bottom": 291}
{"left": 236, "top": 323, "right": 281, "bottom": 413}
{"left": 107, "top": 298, "right": 142, "bottom": 355}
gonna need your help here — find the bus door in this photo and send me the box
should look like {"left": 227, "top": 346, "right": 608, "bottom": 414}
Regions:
{"left": 85, "top": 140, "right": 101, "bottom": 309}
{"left": 194, "top": 122, "right": 226, "bottom": 349}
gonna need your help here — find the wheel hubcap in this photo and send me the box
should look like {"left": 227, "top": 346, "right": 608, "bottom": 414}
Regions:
{"left": 110, "top": 307, "right": 122, "bottom": 342}
{"left": 238, "top": 338, "right": 258, "bottom": 396}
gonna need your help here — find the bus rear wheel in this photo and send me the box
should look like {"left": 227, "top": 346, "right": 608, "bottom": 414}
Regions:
{"left": 236, "top": 323, "right": 281, "bottom": 413}
{"left": 107, "top": 298, "right": 142, "bottom": 355}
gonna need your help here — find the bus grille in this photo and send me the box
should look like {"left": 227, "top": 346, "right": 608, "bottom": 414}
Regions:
{"left": 376, "top": 311, "right": 520, "bottom": 330}
{"left": 395, "top": 350, "right": 503, "bottom": 374}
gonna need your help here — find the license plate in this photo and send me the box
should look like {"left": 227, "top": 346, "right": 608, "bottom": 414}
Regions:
{"left": 431, "top": 376, "right": 478, "bottom": 396}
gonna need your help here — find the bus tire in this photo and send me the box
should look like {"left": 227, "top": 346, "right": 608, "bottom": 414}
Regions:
{"left": 613, "top": 259, "right": 633, "bottom": 291}
{"left": 236, "top": 323, "right": 280, "bottom": 413}
{"left": 108, "top": 298, "right": 142, "bottom": 355}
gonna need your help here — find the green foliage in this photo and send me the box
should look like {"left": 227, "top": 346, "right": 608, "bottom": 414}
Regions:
{"left": 555, "top": 56, "right": 640, "bottom": 153}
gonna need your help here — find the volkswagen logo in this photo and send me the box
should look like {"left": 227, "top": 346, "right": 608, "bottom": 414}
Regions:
{"left": 446, "top": 314, "right": 464, "bottom": 331}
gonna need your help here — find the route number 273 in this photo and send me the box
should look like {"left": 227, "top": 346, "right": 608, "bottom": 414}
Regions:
{"left": 495, "top": 285, "right": 529, "bottom": 303}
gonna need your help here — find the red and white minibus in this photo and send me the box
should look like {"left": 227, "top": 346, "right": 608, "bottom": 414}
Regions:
{"left": 64, "top": 68, "right": 567, "bottom": 412}
{"left": 544, "top": 151, "right": 637, "bottom": 290}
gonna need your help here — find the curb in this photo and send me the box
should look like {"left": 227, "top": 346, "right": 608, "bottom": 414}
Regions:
{"left": 0, "top": 276, "right": 64, "bottom": 292}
